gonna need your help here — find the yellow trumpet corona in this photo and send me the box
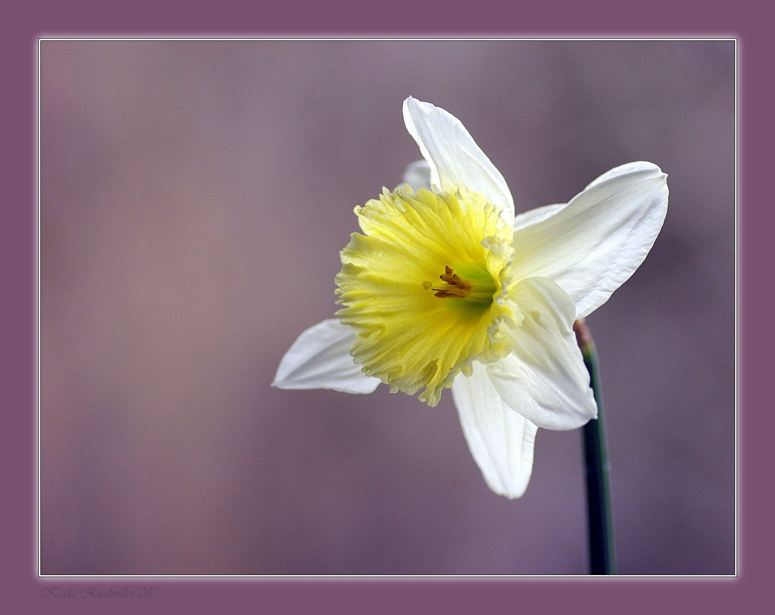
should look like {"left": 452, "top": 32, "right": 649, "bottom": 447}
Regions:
{"left": 335, "top": 185, "right": 521, "bottom": 406}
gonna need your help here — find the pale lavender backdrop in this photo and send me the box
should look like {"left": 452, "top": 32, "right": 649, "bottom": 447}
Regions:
{"left": 40, "top": 39, "right": 735, "bottom": 575}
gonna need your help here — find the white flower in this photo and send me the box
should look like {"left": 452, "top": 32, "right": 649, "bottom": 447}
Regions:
{"left": 273, "top": 97, "right": 668, "bottom": 498}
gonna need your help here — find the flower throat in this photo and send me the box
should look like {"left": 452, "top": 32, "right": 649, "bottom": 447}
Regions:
{"left": 428, "top": 265, "right": 497, "bottom": 307}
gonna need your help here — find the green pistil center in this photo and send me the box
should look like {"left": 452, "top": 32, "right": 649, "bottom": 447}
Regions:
{"left": 430, "top": 265, "right": 496, "bottom": 306}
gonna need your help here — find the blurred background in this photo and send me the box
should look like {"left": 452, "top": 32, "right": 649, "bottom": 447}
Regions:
{"left": 40, "top": 39, "right": 735, "bottom": 575}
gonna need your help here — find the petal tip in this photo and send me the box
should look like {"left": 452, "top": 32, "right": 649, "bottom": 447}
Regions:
{"left": 488, "top": 481, "right": 529, "bottom": 499}
{"left": 402, "top": 95, "right": 424, "bottom": 117}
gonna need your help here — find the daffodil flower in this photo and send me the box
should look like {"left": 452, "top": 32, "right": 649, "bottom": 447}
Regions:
{"left": 273, "top": 97, "right": 668, "bottom": 498}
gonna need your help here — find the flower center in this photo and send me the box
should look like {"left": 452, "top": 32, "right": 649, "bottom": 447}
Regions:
{"left": 335, "top": 185, "right": 517, "bottom": 406}
{"left": 430, "top": 265, "right": 497, "bottom": 305}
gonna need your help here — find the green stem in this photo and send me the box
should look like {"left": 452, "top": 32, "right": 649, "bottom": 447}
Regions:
{"left": 574, "top": 319, "right": 616, "bottom": 575}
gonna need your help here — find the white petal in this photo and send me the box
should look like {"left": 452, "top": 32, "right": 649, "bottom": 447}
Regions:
{"left": 272, "top": 319, "right": 381, "bottom": 394}
{"left": 402, "top": 97, "right": 515, "bottom": 224}
{"left": 452, "top": 363, "right": 539, "bottom": 499}
{"left": 399, "top": 160, "right": 432, "bottom": 191}
{"left": 584, "top": 160, "right": 662, "bottom": 190}
{"left": 512, "top": 202, "right": 565, "bottom": 231}
{"left": 511, "top": 162, "right": 668, "bottom": 319}
{"left": 487, "top": 277, "right": 597, "bottom": 430}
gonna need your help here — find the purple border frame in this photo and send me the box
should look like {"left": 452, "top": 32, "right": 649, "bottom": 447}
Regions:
{"left": 6, "top": 2, "right": 769, "bottom": 613}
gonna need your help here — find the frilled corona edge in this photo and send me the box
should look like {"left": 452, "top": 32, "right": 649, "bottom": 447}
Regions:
{"left": 335, "top": 185, "right": 519, "bottom": 406}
